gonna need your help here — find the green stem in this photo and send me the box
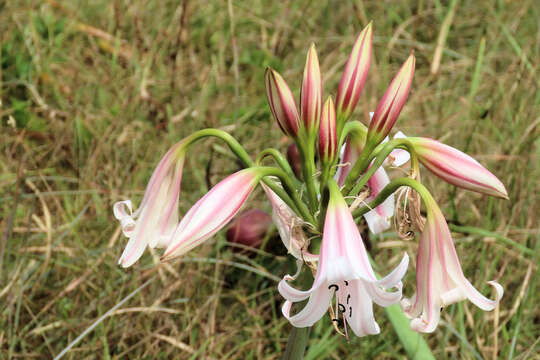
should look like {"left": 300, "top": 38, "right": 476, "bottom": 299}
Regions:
{"left": 258, "top": 167, "right": 316, "bottom": 226}
{"left": 256, "top": 148, "right": 297, "bottom": 180}
{"left": 184, "top": 128, "right": 254, "bottom": 167}
{"left": 348, "top": 138, "right": 417, "bottom": 198}
{"left": 341, "top": 140, "right": 376, "bottom": 195}
{"left": 282, "top": 326, "right": 311, "bottom": 360}
{"left": 352, "top": 177, "right": 433, "bottom": 218}
{"left": 296, "top": 137, "right": 318, "bottom": 213}
{"left": 339, "top": 121, "right": 367, "bottom": 149}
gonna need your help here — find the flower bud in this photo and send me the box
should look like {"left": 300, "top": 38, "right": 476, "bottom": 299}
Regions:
{"left": 408, "top": 137, "right": 508, "bottom": 199}
{"left": 286, "top": 143, "right": 303, "bottom": 180}
{"left": 367, "top": 54, "right": 415, "bottom": 147}
{"left": 226, "top": 209, "right": 272, "bottom": 249}
{"left": 265, "top": 68, "right": 300, "bottom": 137}
{"left": 300, "top": 44, "right": 322, "bottom": 133}
{"left": 336, "top": 23, "right": 372, "bottom": 121}
{"left": 318, "top": 97, "right": 337, "bottom": 162}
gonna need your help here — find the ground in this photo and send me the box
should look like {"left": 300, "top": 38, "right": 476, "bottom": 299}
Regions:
{"left": 1, "top": 0, "right": 539, "bottom": 359}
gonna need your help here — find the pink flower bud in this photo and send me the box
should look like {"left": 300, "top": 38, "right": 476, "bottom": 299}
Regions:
{"left": 286, "top": 143, "right": 303, "bottom": 180}
{"left": 226, "top": 209, "right": 272, "bottom": 249}
{"left": 367, "top": 54, "right": 415, "bottom": 146}
{"left": 265, "top": 68, "right": 300, "bottom": 137}
{"left": 408, "top": 137, "right": 508, "bottom": 199}
{"left": 300, "top": 44, "right": 322, "bottom": 133}
{"left": 318, "top": 97, "right": 337, "bottom": 162}
{"left": 336, "top": 23, "right": 372, "bottom": 120}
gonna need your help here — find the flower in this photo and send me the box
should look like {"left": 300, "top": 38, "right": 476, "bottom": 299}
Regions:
{"left": 336, "top": 23, "right": 372, "bottom": 121}
{"left": 300, "top": 44, "right": 322, "bottom": 133}
{"left": 401, "top": 197, "right": 503, "bottom": 333}
{"left": 407, "top": 137, "right": 508, "bottom": 199}
{"left": 367, "top": 54, "right": 415, "bottom": 147}
{"left": 278, "top": 180, "right": 409, "bottom": 337}
{"left": 318, "top": 97, "right": 338, "bottom": 163}
{"left": 114, "top": 141, "right": 186, "bottom": 268}
{"left": 265, "top": 68, "right": 300, "bottom": 137}
{"left": 161, "top": 168, "right": 262, "bottom": 261}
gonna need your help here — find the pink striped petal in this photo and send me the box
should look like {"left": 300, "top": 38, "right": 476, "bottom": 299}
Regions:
{"left": 409, "top": 137, "right": 508, "bottom": 199}
{"left": 402, "top": 200, "right": 503, "bottom": 333}
{"left": 367, "top": 54, "right": 415, "bottom": 146}
{"left": 336, "top": 23, "right": 372, "bottom": 120}
{"left": 300, "top": 44, "right": 322, "bottom": 132}
{"left": 278, "top": 181, "right": 408, "bottom": 336}
{"left": 116, "top": 143, "right": 186, "bottom": 268}
{"left": 161, "top": 169, "right": 259, "bottom": 261}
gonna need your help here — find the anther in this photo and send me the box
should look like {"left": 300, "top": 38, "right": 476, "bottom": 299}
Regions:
{"left": 328, "top": 284, "right": 339, "bottom": 292}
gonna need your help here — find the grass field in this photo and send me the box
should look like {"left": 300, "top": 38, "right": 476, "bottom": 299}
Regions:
{"left": 1, "top": 0, "right": 539, "bottom": 359}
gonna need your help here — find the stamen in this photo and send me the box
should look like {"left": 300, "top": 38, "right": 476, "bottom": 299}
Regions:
{"left": 328, "top": 284, "right": 339, "bottom": 292}
{"left": 338, "top": 303, "right": 346, "bottom": 313}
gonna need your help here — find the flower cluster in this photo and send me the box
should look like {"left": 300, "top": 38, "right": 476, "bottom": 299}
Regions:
{"left": 114, "top": 23, "right": 505, "bottom": 338}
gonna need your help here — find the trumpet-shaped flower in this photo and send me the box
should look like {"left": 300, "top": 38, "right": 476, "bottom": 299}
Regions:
{"left": 367, "top": 54, "right": 415, "bottom": 147}
{"left": 408, "top": 137, "right": 508, "bottom": 199}
{"left": 114, "top": 141, "right": 186, "bottom": 268}
{"left": 278, "top": 180, "right": 409, "bottom": 337}
{"left": 161, "top": 168, "right": 262, "bottom": 261}
{"left": 300, "top": 44, "right": 322, "bottom": 133}
{"left": 263, "top": 185, "right": 318, "bottom": 262}
{"left": 265, "top": 68, "right": 300, "bottom": 138}
{"left": 336, "top": 23, "right": 372, "bottom": 121}
{"left": 401, "top": 197, "right": 503, "bottom": 333}
{"left": 318, "top": 97, "right": 337, "bottom": 163}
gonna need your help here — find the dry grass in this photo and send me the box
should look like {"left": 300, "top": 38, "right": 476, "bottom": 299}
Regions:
{"left": 1, "top": 0, "right": 539, "bottom": 359}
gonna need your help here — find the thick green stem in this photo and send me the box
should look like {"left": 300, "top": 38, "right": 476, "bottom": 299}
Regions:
{"left": 184, "top": 128, "right": 254, "bottom": 167}
{"left": 296, "top": 138, "right": 318, "bottom": 213}
{"left": 341, "top": 140, "right": 376, "bottom": 195}
{"left": 348, "top": 138, "right": 417, "bottom": 198}
{"left": 256, "top": 148, "right": 296, "bottom": 178}
{"left": 282, "top": 326, "right": 311, "bottom": 360}
{"left": 352, "top": 177, "right": 433, "bottom": 218}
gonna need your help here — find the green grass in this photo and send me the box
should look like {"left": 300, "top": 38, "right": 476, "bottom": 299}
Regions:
{"left": 1, "top": 0, "right": 539, "bottom": 358}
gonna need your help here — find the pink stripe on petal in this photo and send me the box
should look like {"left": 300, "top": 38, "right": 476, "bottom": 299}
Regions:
{"left": 162, "top": 169, "right": 258, "bottom": 260}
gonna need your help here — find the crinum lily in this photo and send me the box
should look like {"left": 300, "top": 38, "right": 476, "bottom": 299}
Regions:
{"left": 278, "top": 179, "right": 409, "bottom": 337}
{"left": 401, "top": 195, "right": 503, "bottom": 333}
{"left": 114, "top": 140, "right": 186, "bottom": 267}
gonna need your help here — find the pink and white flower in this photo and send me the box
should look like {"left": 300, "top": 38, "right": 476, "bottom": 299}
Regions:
{"left": 401, "top": 197, "right": 503, "bottom": 333}
{"left": 318, "top": 97, "right": 338, "bottom": 163}
{"left": 265, "top": 68, "right": 300, "bottom": 138}
{"left": 300, "top": 44, "right": 322, "bottom": 133}
{"left": 114, "top": 141, "right": 186, "bottom": 268}
{"left": 408, "top": 137, "right": 508, "bottom": 199}
{"left": 336, "top": 23, "right": 372, "bottom": 120}
{"left": 161, "top": 168, "right": 261, "bottom": 261}
{"left": 367, "top": 54, "right": 415, "bottom": 147}
{"left": 278, "top": 180, "right": 409, "bottom": 337}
